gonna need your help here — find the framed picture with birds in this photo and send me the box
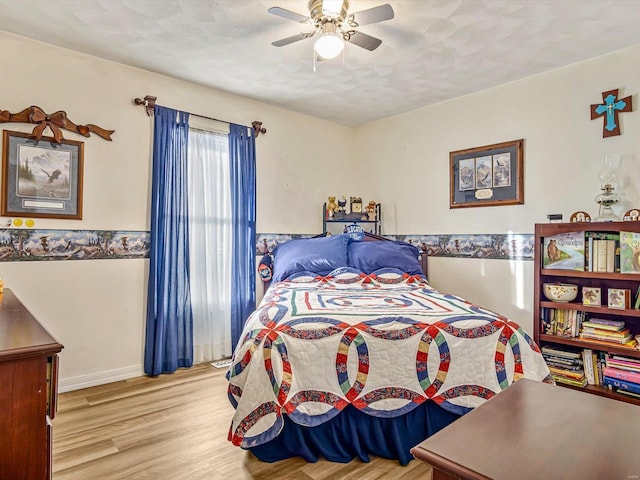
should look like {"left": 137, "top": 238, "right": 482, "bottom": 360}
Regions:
{"left": 2, "top": 130, "right": 84, "bottom": 219}
{"left": 450, "top": 139, "right": 524, "bottom": 209}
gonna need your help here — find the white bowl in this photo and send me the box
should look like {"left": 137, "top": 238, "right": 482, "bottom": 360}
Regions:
{"left": 543, "top": 283, "right": 578, "bottom": 303}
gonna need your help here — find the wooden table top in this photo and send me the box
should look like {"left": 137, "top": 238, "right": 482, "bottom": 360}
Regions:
{"left": 0, "top": 288, "right": 63, "bottom": 361}
{"left": 411, "top": 378, "right": 640, "bottom": 480}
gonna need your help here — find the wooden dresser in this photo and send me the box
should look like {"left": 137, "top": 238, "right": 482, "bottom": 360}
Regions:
{"left": 0, "top": 288, "right": 63, "bottom": 480}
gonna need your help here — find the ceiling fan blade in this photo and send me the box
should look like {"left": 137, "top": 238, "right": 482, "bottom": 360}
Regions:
{"left": 350, "top": 4, "right": 394, "bottom": 27}
{"left": 272, "top": 32, "right": 313, "bottom": 47}
{"left": 347, "top": 31, "right": 383, "bottom": 51}
{"left": 268, "top": 6, "right": 311, "bottom": 23}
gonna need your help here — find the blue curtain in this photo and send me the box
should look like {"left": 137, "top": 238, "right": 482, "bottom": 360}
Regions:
{"left": 144, "top": 105, "right": 193, "bottom": 376}
{"left": 229, "top": 124, "right": 256, "bottom": 348}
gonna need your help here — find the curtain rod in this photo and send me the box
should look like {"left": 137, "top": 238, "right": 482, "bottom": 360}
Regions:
{"left": 132, "top": 95, "right": 266, "bottom": 137}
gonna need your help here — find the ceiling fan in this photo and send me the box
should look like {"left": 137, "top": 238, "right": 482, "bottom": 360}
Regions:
{"left": 268, "top": 0, "right": 394, "bottom": 60}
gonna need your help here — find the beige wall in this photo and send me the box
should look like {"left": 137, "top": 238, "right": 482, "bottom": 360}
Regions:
{"left": 0, "top": 31, "right": 356, "bottom": 390}
{"left": 354, "top": 46, "right": 640, "bottom": 332}
{"left": 2, "top": 29, "right": 639, "bottom": 389}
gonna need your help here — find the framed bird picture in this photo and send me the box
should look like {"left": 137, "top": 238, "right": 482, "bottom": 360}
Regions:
{"left": 2, "top": 130, "right": 84, "bottom": 219}
{"left": 450, "top": 139, "right": 524, "bottom": 209}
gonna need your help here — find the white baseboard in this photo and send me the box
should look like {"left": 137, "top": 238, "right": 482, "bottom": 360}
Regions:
{"left": 58, "top": 365, "right": 144, "bottom": 393}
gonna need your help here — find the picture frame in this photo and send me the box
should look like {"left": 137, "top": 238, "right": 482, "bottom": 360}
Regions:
{"left": 582, "top": 286, "right": 601, "bottom": 306}
{"left": 450, "top": 139, "right": 524, "bottom": 209}
{"left": 607, "top": 288, "right": 631, "bottom": 310}
{"left": 2, "top": 130, "right": 84, "bottom": 219}
{"left": 350, "top": 196, "right": 363, "bottom": 213}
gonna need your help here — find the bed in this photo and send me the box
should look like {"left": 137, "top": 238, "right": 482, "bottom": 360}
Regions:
{"left": 227, "top": 233, "right": 552, "bottom": 465}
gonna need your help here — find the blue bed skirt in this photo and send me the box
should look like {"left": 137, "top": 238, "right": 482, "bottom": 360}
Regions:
{"left": 249, "top": 401, "right": 461, "bottom": 466}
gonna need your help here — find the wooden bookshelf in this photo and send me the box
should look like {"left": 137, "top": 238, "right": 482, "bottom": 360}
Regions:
{"left": 534, "top": 221, "right": 640, "bottom": 405}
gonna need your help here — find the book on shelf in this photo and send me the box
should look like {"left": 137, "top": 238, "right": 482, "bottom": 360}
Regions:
{"left": 554, "top": 308, "right": 563, "bottom": 336}
{"left": 603, "top": 366, "right": 640, "bottom": 384}
{"left": 542, "top": 346, "right": 587, "bottom": 387}
{"left": 540, "top": 307, "right": 552, "bottom": 335}
{"left": 544, "top": 358, "right": 583, "bottom": 371}
{"left": 581, "top": 325, "right": 629, "bottom": 334}
{"left": 541, "top": 345, "right": 581, "bottom": 359}
{"left": 543, "top": 231, "right": 585, "bottom": 271}
{"left": 582, "top": 348, "right": 595, "bottom": 385}
{"left": 620, "top": 231, "right": 640, "bottom": 274}
{"left": 540, "top": 308, "right": 583, "bottom": 337}
{"left": 577, "top": 336, "right": 638, "bottom": 349}
{"left": 607, "top": 355, "right": 640, "bottom": 373}
{"left": 592, "top": 350, "right": 603, "bottom": 385}
{"left": 585, "top": 232, "right": 620, "bottom": 273}
{"left": 553, "top": 374, "right": 588, "bottom": 388}
{"left": 548, "top": 366, "right": 585, "bottom": 379}
{"left": 610, "top": 353, "right": 640, "bottom": 361}
{"left": 543, "top": 353, "right": 583, "bottom": 365}
{"left": 580, "top": 330, "right": 634, "bottom": 344}
{"left": 546, "top": 358, "right": 584, "bottom": 371}
{"left": 603, "top": 376, "right": 640, "bottom": 395}
{"left": 617, "top": 389, "right": 640, "bottom": 399}
{"left": 558, "top": 309, "right": 572, "bottom": 337}
{"left": 607, "top": 288, "right": 631, "bottom": 310}
{"left": 582, "top": 318, "right": 625, "bottom": 331}
{"left": 597, "top": 351, "right": 607, "bottom": 384}
{"left": 581, "top": 325, "right": 630, "bottom": 336}
{"left": 595, "top": 239, "right": 608, "bottom": 273}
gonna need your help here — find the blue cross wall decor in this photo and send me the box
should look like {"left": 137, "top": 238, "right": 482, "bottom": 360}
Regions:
{"left": 590, "top": 88, "right": 632, "bottom": 137}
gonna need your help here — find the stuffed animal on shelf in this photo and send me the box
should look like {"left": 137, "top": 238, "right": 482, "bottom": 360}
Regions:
{"left": 327, "top": 196, "right": 338, "bottom": 218}
{"left": 366, "top": 201, "right": 377, "bottom": 221}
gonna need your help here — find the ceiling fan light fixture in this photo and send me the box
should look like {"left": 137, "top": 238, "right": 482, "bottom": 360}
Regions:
{"left": 321, "top": 0, "right": 344, "bottom": 17}
{"left": 314, "top": 32, "right": 344, "bottom": 59}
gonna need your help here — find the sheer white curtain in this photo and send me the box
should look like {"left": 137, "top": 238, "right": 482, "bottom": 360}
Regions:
{"left": 187, "top": 128, "right": 232, "bottom": 363}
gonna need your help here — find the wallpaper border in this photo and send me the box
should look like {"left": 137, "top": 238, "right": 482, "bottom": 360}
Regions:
{"left": 0, "top": 229, "right": 534, "bottom": 262}
{"left": 257, "top": 233, "right": 535, "bottom": 261}
{"left": 0, "top": 228, "right": 149, "bottom": 261}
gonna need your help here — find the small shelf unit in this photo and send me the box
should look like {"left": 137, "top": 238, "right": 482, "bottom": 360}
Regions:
{"left": 534, "top": 221, "right": 640, "bottom": 406}
{"left": 323, "top": 202, "right": 381, "bottom": 235}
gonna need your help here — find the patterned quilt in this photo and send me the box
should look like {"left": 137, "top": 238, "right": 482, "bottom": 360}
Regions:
{"left": 227, "top": 268, "right": 552, "bottom": 448}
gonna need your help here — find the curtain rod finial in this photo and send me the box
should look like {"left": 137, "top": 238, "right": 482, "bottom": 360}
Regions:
{"left": 133, "top": 95, "right": 157, "bottom": 116}
{"left": 252, "top": 121, "right": 266, "bottom": 137}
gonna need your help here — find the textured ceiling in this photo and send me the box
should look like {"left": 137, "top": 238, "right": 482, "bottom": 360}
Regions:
{"left": 1, "top": 0, "right": 640, "bottom": 126}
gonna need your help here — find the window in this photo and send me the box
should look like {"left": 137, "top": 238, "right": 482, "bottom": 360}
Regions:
{"left": 187, "top": 128, "right": 232, "bottom": 362}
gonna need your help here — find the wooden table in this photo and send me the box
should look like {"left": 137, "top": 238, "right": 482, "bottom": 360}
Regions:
{"left": 411, "top": 378, "right": 640, "bottom": 480}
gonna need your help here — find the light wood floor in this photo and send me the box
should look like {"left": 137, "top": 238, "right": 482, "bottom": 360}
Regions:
{"left": 52, "top": 363, "right": 434, "bottom": 479}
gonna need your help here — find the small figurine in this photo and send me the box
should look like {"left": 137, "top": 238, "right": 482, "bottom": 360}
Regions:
{"left": 366, "top": 201, "right": 377, "bottom": 221}
{"left": 624, "top": 209, "right": 640, "bottom": 221}
{"left": 337, "top": 195, "right": 347, "bottom": 214}
{"left": 327, "top": 196, "right": 338, "bottom": 218}
{"left": 569, "top": 211, "right": 591, "bottom": 223}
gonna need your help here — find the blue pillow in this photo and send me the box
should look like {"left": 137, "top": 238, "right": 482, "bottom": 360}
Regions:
{"left": 272, "top": 234, "right": 350, "bottom": 282}
{"left": 348, "top": 241, "right": 424, "bottom": 276}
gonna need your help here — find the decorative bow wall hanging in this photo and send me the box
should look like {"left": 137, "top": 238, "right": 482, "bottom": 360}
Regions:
{"left": 0, "top": 105, "right": 114, "bottom": 143}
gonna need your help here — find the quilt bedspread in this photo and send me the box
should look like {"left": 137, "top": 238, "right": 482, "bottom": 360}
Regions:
{"left": 227, "top": 268, "right": 552, "bottom": 448}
